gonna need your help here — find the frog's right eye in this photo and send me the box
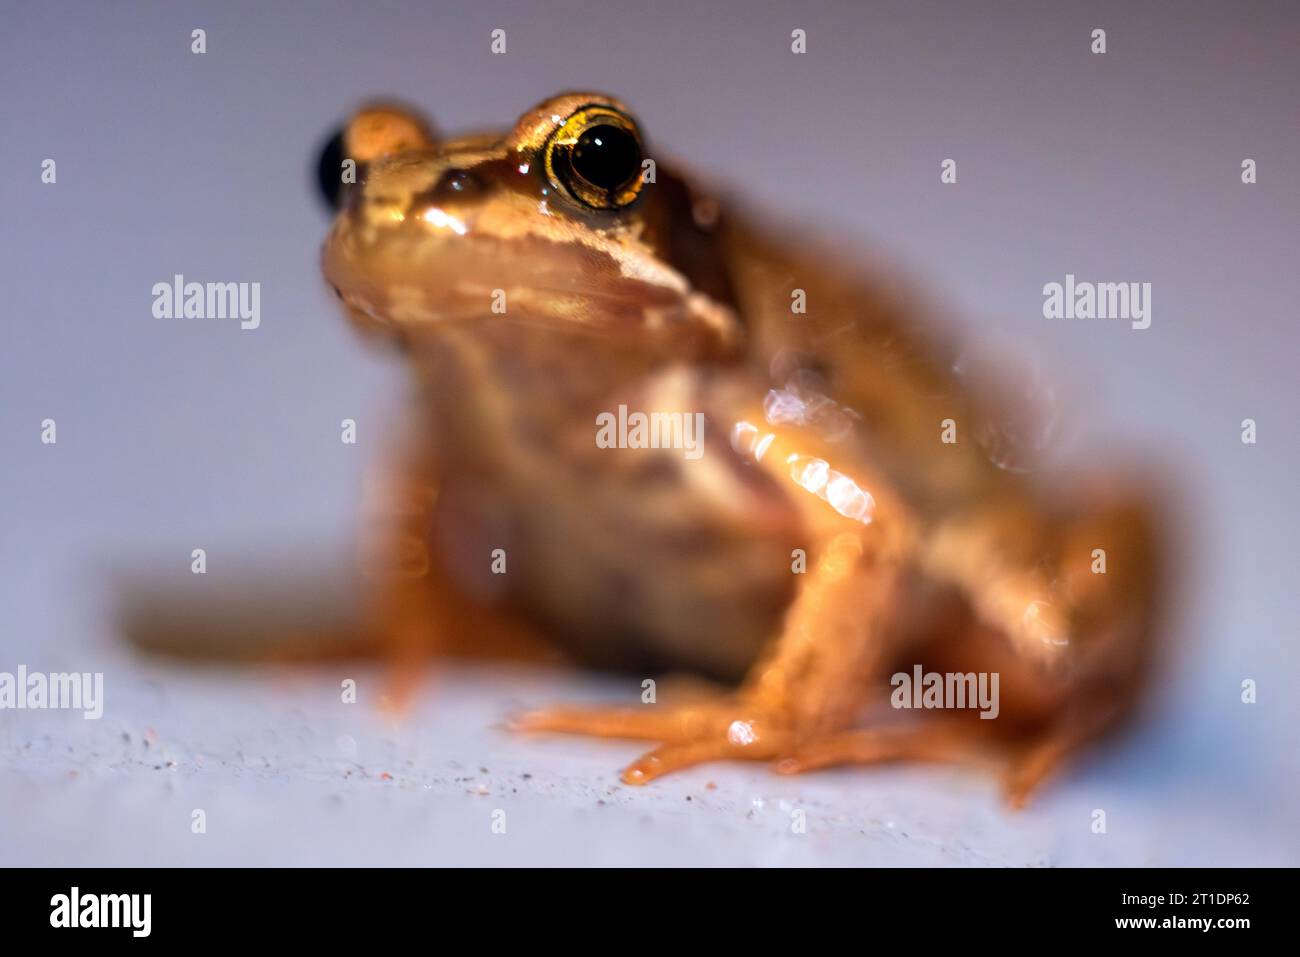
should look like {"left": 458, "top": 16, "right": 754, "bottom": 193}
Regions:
{"left": 316, "top": 127, "right": 352, "bottom": 210}
{"left": 315, "top": 104, "right": 438, "bottom": 212}
{"left": 544, "top": 106, "right": 645, "bottom": 210}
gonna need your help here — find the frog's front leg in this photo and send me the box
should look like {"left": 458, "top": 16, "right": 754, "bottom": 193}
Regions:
{"left": 515, "top": 523, "right": 910, "bottom": 781}
{"left": 361, "top": 437, "right": 557, "bottom": 710}
{"left": 513, "top": 416, "right": 918, "bottom": 782}
{"left": 357, "top": 443, "right": 445, "bottom": 709}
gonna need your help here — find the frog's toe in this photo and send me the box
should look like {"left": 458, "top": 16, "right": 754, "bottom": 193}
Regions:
{"left": 509, "top": 702, "right": 723, "bottom": 742}
{"left": 619, "top": 717, "right": 793, "bottom": 783}
{"left": 512, "top": 699, "right": 802, "bottom": 781}
{"left": 773, "top": 725, "right": 973, "bottom": 776}
{"left": 621, "top": 740, "right": 734, "bottom": 784}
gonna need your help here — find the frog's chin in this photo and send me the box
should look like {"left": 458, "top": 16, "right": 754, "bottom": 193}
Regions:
{"left": 350, "top": 286, "right": 735, "bottom": 358}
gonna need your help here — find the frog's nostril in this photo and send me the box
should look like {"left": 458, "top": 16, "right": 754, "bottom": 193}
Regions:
{"left": 404, "top": 169, "right": 486, "bottom": 219}
{"left": 436, "top": 168, "right": 483, "bottom": 195}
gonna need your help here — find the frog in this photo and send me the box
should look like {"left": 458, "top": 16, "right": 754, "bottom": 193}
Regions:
{"left": 316, "top": 92, "right": 1163, "bottom": 807}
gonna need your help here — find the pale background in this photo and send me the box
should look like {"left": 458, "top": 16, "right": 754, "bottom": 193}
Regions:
{"left": 1, "top": 0, "right": 1296, "bottom": 865}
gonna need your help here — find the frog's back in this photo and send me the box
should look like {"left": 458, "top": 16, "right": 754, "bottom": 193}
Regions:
{"left": 720, "top": 216, "right": 1020, "bottom": 516}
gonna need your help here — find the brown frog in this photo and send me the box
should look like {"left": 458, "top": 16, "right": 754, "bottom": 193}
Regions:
{"left": 314, "top": 92, "right": 1162, "bottom": 806}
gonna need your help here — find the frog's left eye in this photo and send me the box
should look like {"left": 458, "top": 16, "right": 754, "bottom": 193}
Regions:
{"left": 544, "top": 106, "right": 645, "bottom": 210}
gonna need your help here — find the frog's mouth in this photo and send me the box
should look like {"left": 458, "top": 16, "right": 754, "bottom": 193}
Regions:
{"left": 323, "top": 215, "right": 740, "bottom": 356}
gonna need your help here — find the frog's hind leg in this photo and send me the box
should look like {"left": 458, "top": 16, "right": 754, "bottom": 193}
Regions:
{"left": 999, "top": 692, "right": 1136, "bottom": 808}
{"left": 921, "top": 484, "right": 1163, "bottom": 807}
{"left": 1002, "top": 491, "right": 1161, "bottom": 807}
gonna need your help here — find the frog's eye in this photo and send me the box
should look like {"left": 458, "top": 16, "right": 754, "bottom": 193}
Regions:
{"left": 316, "top": 104, "right": 438, "bottom": 211}
{"left": 544, "top": 106, "right": 645, "bottom": 210}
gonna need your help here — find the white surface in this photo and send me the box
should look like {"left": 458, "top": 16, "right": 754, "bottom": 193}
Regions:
{"left": 2, "top": 1, "right": 1298, "bottom": 868}
{"left": 1, "top": 653, "right": 1292, "bottom": 867}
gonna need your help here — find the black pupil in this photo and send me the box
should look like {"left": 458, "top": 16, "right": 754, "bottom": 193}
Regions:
{"left": 571, "top": 124, "right": 640, "bottom": 193}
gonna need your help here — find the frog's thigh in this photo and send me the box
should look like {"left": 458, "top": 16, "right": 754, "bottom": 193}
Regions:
{"left": 919, "top": 491, "right": 1159, "bottom": 805}
{"left": 921, "top": 492, "right": 1156, "bottom": 673}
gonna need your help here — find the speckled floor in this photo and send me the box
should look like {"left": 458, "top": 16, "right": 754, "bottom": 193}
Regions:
{"left": 1, "top": 652, "right": 1291, "bottom": 866}
{"left": 4, "top": 1, "right": 1298, "bottom": 868}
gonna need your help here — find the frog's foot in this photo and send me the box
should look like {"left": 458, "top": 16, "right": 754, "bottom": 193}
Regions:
{"left": 775, "top": 725, "right": 1088, "bottom": 810}
{"left": 511, "top": 698, "right": 797, "bottom": 784}
{"left": 775, "top": 724, "right": 1070, "bottom": 810}
{"left": 773, "top": 724, "right": 973, "bottom": 777}
{"left": 1002, "top": 743, "right": 1064, "bottom": 810}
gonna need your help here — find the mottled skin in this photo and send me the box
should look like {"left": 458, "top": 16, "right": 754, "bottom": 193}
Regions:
{"left": 320, "top": 93, "right": 1162, "bottom": 805}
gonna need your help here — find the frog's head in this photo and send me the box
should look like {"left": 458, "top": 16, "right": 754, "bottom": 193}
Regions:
{"left": 320, "top": 93, "right": 741, "bottom": 361}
